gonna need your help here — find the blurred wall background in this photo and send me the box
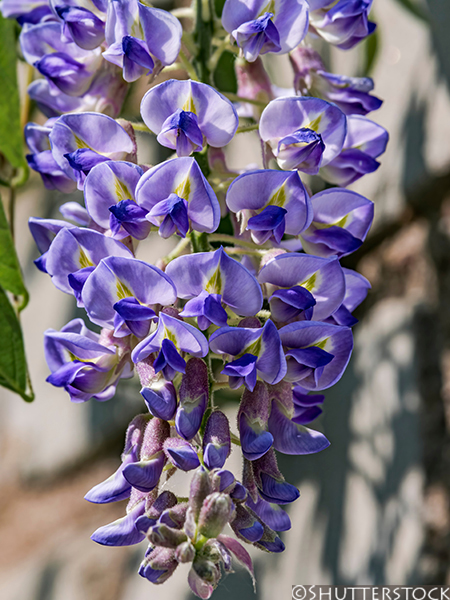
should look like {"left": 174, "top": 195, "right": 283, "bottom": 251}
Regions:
{"left": 1, "top": 0, "right": 450, "bottom": 598}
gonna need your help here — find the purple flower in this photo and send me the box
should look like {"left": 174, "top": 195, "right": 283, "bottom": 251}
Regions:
{"left": 140, "top": 79, "right": 238, "bottom": 155}
{"left": 85, "top": 414, "right": 148, "bottom": 503}
{"left": 44, "top": 318, "right": 133, "bottom": 402}
{"left": 209, "top": 320, "right": 287, "bottom": 391}
{"left": 122, "top": 417, "right": 170, "bottom": 493}
{"left": 91, "top": 498, "right": 147, "bottom": 546}
{"left": 25, "top": 121, "right": 76, "bottom": 193}
{"left": 43, "top": 227, "right": 133, "bottom": 300}
{"left": 103, "top": 0, "right": 182, "bottom": 82}
{"left": 300, "top": 188, "right": 374, "bottom": 258}
{"left": 257, "top": 252, "right": 345, "bottom": 322}
{"left": 292, "top": 386, "right": 324, "bottom": 424}
{"left": 20, "top": 22, "right": 103, "bottom": 96}
{"left": 135, "top": 157, "right": 220, "bottom": 238}
{"left": 222, "top": 0, "right": 309, "bottom": 62}
{"left": 226, "top": 169, "right": 312, "bottom": 244}
{"left": 55, "top": 5, "right": 105, "bottom": 50}
{"left": 83, "top": 160, "right": 149, "bottom": 239}
{"left": 132, "top": 313, "right": 209, "bottom": 380}
{"left": 141, "top": 379, "right": 178, "bottom": 421}
{"left": 266, "top": 381, "right": 330, "bottom": 454}
{"left": 165, "top": 247, "right": 263, "bottom": 328}
{"left": 320, "top": 115, "right": 389, "bottom": 186}
{"left": 246, "top": 495, "right": 291, "bottom": 531}
{"left": 279, "top": 320, "right": 353, "bottom": 390}
{"left": 202, "top": 412, "right": 231, "bottom": 470}
{"left": 140, "top": 547, "right": 178, "bottom": 584}
{"left": 49, "top": 112, "right": 136, "bottom": 189}
{"left": 251, "top": 449, "right": 300, "bottom": 504}
{"left": 27, "top": 63, "right": 128, "bottom": 119}
{"left": 290, "top": 47, "right": 382, "bottom": 116}
{"left": 0, "top": 0, "right": 53, "bottom": 24}
{"left": 327, "top": 268, "right": 371, "bottom": 326}
{"left": 82, "top": 256, "right": 177, "bottom": 337}
{"left": 175, "top": 358, "right": 209, "bottom": 440}
{"left": 164, "top": 437, "right": 201, "bottom": 471}
{"left": 259, "top": 96, "right": 346, "bottom": 173}
{"left": 309, "top": 0, "right": 375, "bottom": 50}
{"left": 231, "top": 503, "right": 264, "bottom": 543}
{"left": 238, "top": 381, "right": 273, "bottom": 461}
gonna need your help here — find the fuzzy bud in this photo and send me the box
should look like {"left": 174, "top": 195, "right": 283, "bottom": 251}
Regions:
{"left": 198, "top": 492, "right": 234, "bottom": 539}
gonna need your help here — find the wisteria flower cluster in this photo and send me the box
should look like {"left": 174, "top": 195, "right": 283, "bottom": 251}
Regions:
{"left": 2, "top": 0, "right": 388, "bottom": 595}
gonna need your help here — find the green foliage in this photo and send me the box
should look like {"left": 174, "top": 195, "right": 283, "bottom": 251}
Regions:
{"left": 360, "top": 27, "right": 380, "bottom": 77}
{"left": 0, "top": 15, "right": 26, "bottom": 171}
{"left": 213, "top": 51, "right": 238, "bottom": 94}
{"left": 0, "top": 15, "right": 33, "bottom": 401}
{"left": 0, "top": 197, "right": 28, "bottom": 308}
{"left": 0, "top": 285, "right": 33, "bottom": 401}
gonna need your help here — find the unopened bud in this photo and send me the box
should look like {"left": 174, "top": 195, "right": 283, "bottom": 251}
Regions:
{"left": 139, "top": 547, "right": 178, "bottom": 584}
{"left": 189, "top": 467, "right": 211, "bottom": 521}
{"left": 198, "top": 493, "right": 234, "bottom": 539}
{"left": 148, "top": 523, "right": 187, "bottom": 548}
{"left": 176, "top": 358, "right": 209, "bottom": 440}
{"left": 175, "top": 540, "right": 196, "bottom": 563}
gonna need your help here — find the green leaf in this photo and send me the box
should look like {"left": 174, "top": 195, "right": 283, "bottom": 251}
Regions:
{"left": 0, "top": 284, "right": 34, "bottom": 402}
{"left": 214, "top": 0, "right": 226, "bottom": 18}
{"left": 213, "top": 51, "right": 238, "bottom": 94}
{"left": 360, "top": 28, "right": 380, "bottom": 77}
{"left": 391, "top": 0, "right": 430, "bottom": 23}
{"left": 0, "top": 192, "right": 29, "bottom": 309}
{"left": 0, "top": 15, "right": 26, "bottom": 170}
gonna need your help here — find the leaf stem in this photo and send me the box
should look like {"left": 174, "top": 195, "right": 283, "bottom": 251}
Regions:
{"left": 236, "top": 123, "right": 259, "bottom": 134}
{"left": 178, "top": 48, "right": 200, "bottom": 81}
{"left": 8, "top": 184, "right": 15, "bottom": 242}
{"left": 132, "top": 122, "right": 152, "bottom": 133}
{"left": 209, "top": 233, "right": 269, "bottom": 250}
{"left": 223, "top": 92, "right": 267, "bottom": 107}
{"left": 164, "top": 236, "right": 191, "bottom": 263}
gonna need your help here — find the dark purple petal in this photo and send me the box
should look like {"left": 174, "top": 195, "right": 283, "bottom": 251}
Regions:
{"left": 239, "top": 412, "right": 274, "bottom": 461}
{"left": 164, "top": 438, "right": 200, "bottom": 471}
{"left": 56, "top": 6, "right": 105, "bottom": 50}
{"left": 258, "top": 472, "right": 300, "bottom": 504}
{"left": 91, "top": 501, "right": 146, "bottom": 546}
{"left": 246, "top": 495, "right": 291, "bottom": 531}
{"left": 268, "top": 399, "right": 330, "bottom": 455}
{"left": 176, "top": 358, "right": 209, "bottom": 440}
{"left": 141, "top": 381, "right": 177, "bottom": 421}
{"left": 122, "top": 452, "right": 165, "bottom": 492}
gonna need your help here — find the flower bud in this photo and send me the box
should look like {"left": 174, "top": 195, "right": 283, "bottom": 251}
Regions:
{"left": 198, "top": 493, "right": 234, "bottom": 539}
{"left": 192, "top": 556, "right": 221, "bottom": 585}
{"left": 164, "top": 437, "right": 200, "bottom": 471}
{"left": 122, "top": 418, "right": 170, "bottom": 493}
{"left": 175, "top": 540, "right": 196, "bottom": 563}
{"left": 252, "top": 448, "right": 299, "bottom": 505}
{"left": 211, "top": 469, "right": 235, "bottom": 494}
{"left": 189, "top": 467, "right": 211, "bottom": 521}
{"left": 141, "top": 379, "right": 178, "bottom": 421}
{"left": 176, "top": 358, "right": 209, "bottom": 440}
{"left": 139, "top": 547, "right": 178, "bottom": 584}
{"left": 202, "top": 411, "right": 231, "bottom": 470}
{"left": 235, "top": 57, "right": 274, "bottom": 120}
{"left": 231, "top": 504, "right": 264, "bottom": 543}
{"left": 135, "top": 355, "right": 156, "bottom": 387}
{"left": 148, "top": 523, "right": 188, "bottom": 548}
{"left": 238, "top": 381, "right": 274, "bottom": 461}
